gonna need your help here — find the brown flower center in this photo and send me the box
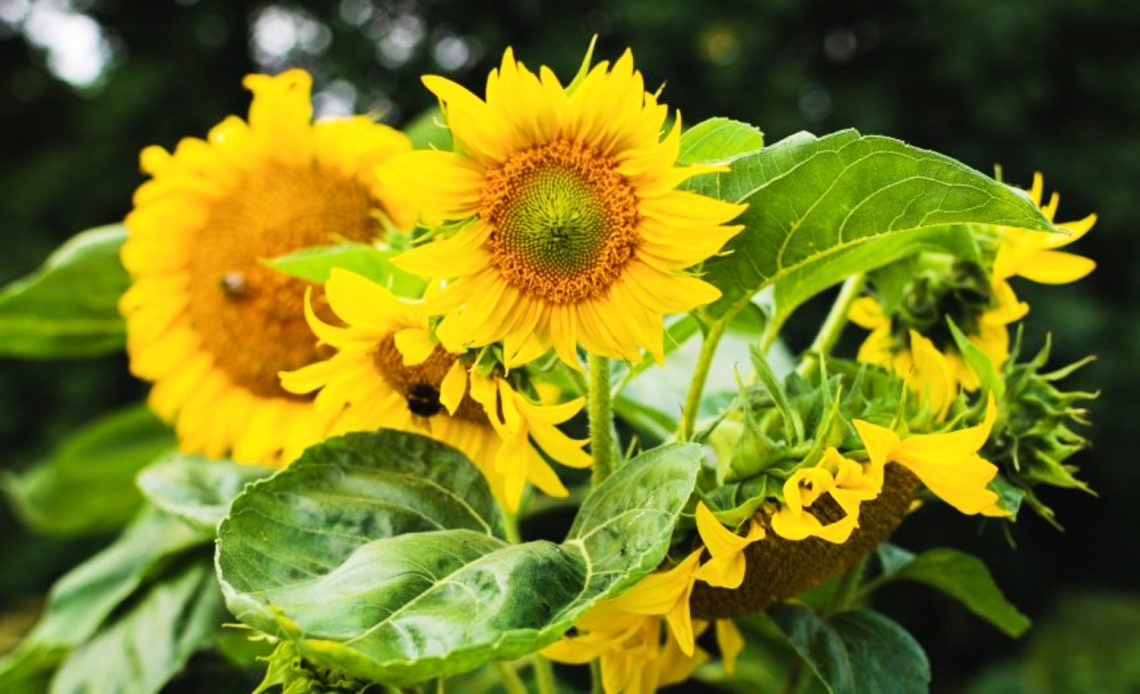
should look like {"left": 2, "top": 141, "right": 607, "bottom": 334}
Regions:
{"left": 371, "top": 336, "right": 486, "bottom": 422}
{"left": 481, "top": 139, "right": 639, "bottom": 304}
{"left": 690, "top": 466, "right": 921, "bottom": 619}
{"left": 185, "top": 163, "right": 380, "bottom": 399}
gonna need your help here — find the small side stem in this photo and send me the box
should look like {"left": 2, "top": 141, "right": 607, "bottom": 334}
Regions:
{"left": 494, "top": 662, "right": 529, "bottom": 694}
{"left": 533, "top": 656, "right": 558, "bottom": 694}
{"left": 677, "top": 314, "right": 732, "bottom": 441}
{"left": 588, "top": 353, "right": 617, "bottom": 487}
{"left": 798, "top": 274, "right": 865, "bottom": 378}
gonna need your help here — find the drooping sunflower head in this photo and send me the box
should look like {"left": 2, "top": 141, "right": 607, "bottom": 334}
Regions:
{"left": 279, "top": 269, "right": 592, "bottom": 513}
{"left": 120, "top": 69, "right": 415, "bottom": 466}
{"left": 380, "top": 43, "right": 746, "bottom": 366}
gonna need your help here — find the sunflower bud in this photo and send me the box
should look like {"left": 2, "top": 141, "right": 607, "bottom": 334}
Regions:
{"left": 988, "top": 333, "right": 1097, "bottom": 501}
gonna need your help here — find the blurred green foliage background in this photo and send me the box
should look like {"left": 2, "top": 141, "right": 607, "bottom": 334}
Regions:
{"left": 0, "top": 0, "right": 1136, "bottom": 691}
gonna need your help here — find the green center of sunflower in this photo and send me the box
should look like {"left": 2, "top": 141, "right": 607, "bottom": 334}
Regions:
{"left": 499, "top": 167, "right": 610, "bottom": 276}
{"left": 482, "top": 139, "right": 640, "bottom": 304}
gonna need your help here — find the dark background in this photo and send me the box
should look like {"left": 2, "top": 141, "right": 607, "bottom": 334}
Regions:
{"left": 1, "top": 0, "right": 1137, "bottom": 691}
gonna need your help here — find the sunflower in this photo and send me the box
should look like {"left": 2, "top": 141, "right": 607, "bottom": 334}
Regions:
{"left": 120, "top": 70, "right": 415, "bottom": 466}
{"left": 378, "top": 43, "right": 745, "bottom": 367}
{"left": 278, "top": 269, "right": 591, "bottom": 513}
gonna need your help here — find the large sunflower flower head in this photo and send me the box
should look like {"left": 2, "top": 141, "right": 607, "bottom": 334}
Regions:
{"left": 120, "top": 69, "right": 416, "bottom": 466}
{"left": 379, "top": 42, "right": 746, "bottom": 367}
{"left": 279, "top": 269, "right": 592, "bottom": 513}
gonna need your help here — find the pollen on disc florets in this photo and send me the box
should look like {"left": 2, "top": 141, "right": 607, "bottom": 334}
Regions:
{"left": 371, "top": 336, "right": 485, "bottom": 422}
{"left": 482, "top": 139, "right": 639, "bottom": 304}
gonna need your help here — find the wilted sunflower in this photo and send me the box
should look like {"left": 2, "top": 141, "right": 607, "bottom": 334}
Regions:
{"left": 379, "top": 43, "right": 745, "bottom": 366}
{"left": 279, "top": 269, "right": 592, "bottom": 512}
{"left": 548, "top": 398, "right": 1007, "bottom": 692}
{"left": 120, "top": 70, "right": 415, "bottom": 465}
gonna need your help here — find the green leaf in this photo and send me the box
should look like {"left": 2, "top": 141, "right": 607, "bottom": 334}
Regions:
{"left": 403, "top": 106, "right": 452, "bottom": 150}
{"left": 217, "top": 430, "right": 506, "bottom": 603}
{"left": 691, "top": 130, "right": 1057, "bottom": 331}
{"left": 217, "top": 441, "right": 703, "bottom": 685}
{"left": 678, "top": 117, "right": 764, "bottom": 166}
{"left": 137, "top": 455, "right": 272, "bottom": 531}
{"left": 0, "top": 508, "right": 210, "bottom": 687}
{"left": 0, "top": 225, "right": 129, "bottom": 358}
{"left": 947, "top": 316, "right": 1006, "bottom": 398}
{"left": 4, "top": 404, "right": 175, "bottom": 535}
{"left": 49, "top": 560, "right": 225, "bottom": 694}
{"left": 264, "top": 242, "right": 427, "bottom": 298}
{"left": 868, "top": 547, "right": 1030, "bottom": 637}
{"left": 769, "top": 605, "right": 930, "bottom": 694}
{"left": 829, "top": 610, "right": 930, "bottom": 693}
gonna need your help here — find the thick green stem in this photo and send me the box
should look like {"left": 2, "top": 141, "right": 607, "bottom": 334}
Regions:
{"left": 494, "top": 662, "right": 529, "bottom": 694}
{"left": 588, "top": 354, "right": 617, "bottom": 487}
{"left": 677, "top": 314, "right": 732, "bottom": 441}
{"left": 533, "top": 656, "right": 558, "bottom": 694}
{"left": 798, "top": 274, "right": 866, "bottom": 378}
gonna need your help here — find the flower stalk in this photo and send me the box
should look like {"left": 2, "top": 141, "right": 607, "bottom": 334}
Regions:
{"left": 678, "top": 312, "right": 732, "bottom": 441}
{"left": 588, "top": 353, "right": 617, "bottom": 486}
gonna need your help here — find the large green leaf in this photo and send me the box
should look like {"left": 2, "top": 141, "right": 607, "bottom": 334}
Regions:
{"left": 49, "top": 560, "right": 225, "bottom": 694}
{"left": 769, "top": 605, "right": 930, "bottom": 694}
{"left": 865, "top": 547, "right": 1030, "bottom": 637}
{"left": 4, "top": 404, "right": 175, "bottom": 535}
{"left": 217, "top": 439, "right": 703, "bottom": 685}
{"left": 0, "top": 225, "right": 129, "bottom": 358}
{"left": 265, "top": 242, "right": 427, "bottom": 298}
{"left": 678, "top": 117, "right": 764, "bottom": 165}
{"left": 218, "top": 430, "right": 506, "bottom": 602}
{"left": 689, "top": 130, "right": 1057, "bottom": 330}
{"left": 137, "top": 454, "right": 271, "bottom": 531}
{"left": 0, "top": 507, "right": 210, "bottom": 687}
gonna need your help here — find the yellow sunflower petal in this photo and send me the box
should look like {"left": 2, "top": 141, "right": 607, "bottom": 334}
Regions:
{"left": 439, "top": 360, "right": 468, "bottom": 416}
{"left": 717, "top": 619, "right": 745, "bottom": 676}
